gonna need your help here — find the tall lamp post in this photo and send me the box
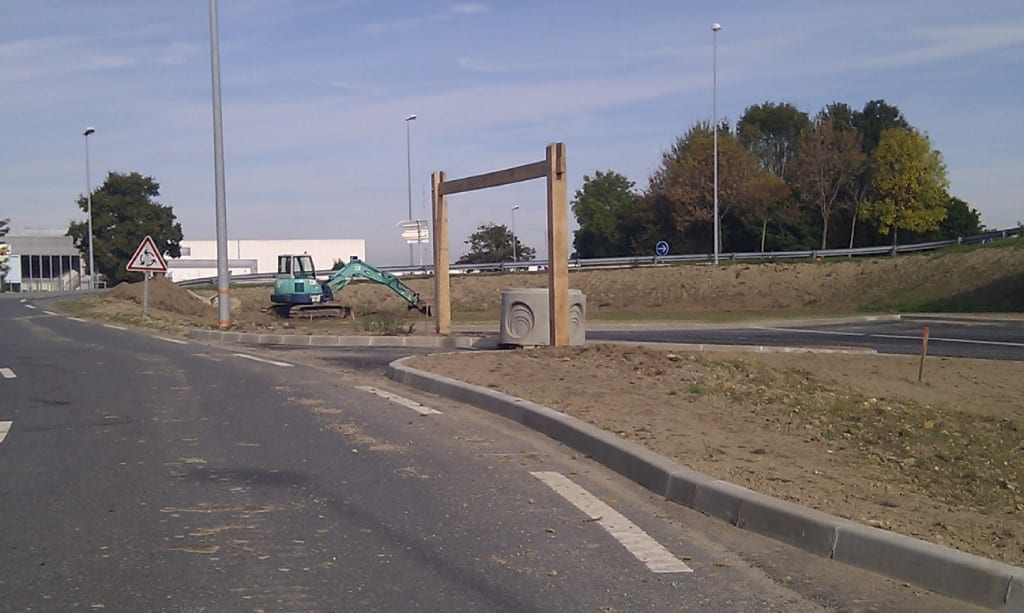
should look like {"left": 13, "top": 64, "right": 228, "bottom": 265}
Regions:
{"left": 511, "top": 205, "right": 520, "bottom": 264}
{"left": 83, "top": 127, "right": 96, "bottom": 288}
{"left": 405, "top": 113, "right": 417, "bottom": 266}
{"left": 712, "top": 22, "right": 721, "bottom": 266}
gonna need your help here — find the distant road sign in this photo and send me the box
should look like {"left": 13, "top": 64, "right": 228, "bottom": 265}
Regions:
{"left": 126, "top": 235, "right": 168, "bottom": 272}
{"left": 655, "top": 241, "right": 670, "bottom": 257}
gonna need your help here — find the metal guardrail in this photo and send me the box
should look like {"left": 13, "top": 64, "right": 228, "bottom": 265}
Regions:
{"left": 176, "top": 226, "right": 1020, "bottom": 288}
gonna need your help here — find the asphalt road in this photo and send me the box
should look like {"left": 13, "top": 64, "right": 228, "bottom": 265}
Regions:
{"left": 588, "top": 316, "right": 1024, "bottom": 361}
{"left": 0, "top": 295, "right": 982, "bottom": 611}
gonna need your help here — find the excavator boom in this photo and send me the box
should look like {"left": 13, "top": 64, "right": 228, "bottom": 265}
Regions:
{"left": 270, "top": 254, "right": 430, "bottom": 317}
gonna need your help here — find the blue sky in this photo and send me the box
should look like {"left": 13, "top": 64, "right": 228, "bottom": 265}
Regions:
{"left": 2, "top": 1, "right": 1022, "bottom": 265}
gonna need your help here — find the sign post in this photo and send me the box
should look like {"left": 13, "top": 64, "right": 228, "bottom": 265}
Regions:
{"left": 126, "top": 235, "right": 168, "bottom": 316}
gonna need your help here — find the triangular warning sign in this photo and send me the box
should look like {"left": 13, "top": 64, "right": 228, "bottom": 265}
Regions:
{"left": 126, "top": 235, "right": 168, "bottom": 272}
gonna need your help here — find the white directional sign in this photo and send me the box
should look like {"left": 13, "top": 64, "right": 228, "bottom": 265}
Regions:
{"left": 126, "top": 235, "right": 168, "bottom": 273}
{"left": 398, "top": 220, "right": 430, "bottom": 245}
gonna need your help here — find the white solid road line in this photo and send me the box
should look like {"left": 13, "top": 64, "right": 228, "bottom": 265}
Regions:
{"left": 1, "top": 368, "right": 15, "bottom": 379}
{"left": 756, "top": 326, "right": 863, "bottom": 337}
{"left": 157, "top": 337, "right": 188, "bottom": 345}
{"left": 874, "top": 333, "right": 1024, "bottom": 347}
{"left": 531, "top": 471, "right": 692, "bottom": 574}
{"left": 356, "top": 385, "right": 441, "bottom": 415}
{"left": 103, "top": 324, "right": 126, "bottom": 330}
{"left": 0, "top": 421, "right": 11, "bottom": 444}
{"left": 233, "top": 353, "right": 294, "bottom": 368}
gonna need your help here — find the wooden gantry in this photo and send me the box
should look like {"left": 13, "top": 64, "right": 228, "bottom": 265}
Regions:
{"left": 431, "top": 142, "right": 569, "bottom": 346}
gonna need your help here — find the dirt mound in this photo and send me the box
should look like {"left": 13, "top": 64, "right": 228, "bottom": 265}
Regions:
{"left": 108, "top": 276, "right": 214, "bottom": 318}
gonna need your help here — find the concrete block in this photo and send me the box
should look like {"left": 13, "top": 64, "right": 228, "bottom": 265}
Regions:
{"left": 834, "top": 522, "right": 1022, "bottom": 609}
{"left": 665, "top": 467, "right": 718, "bottom": 508}
{"left": 732, "top": 489, "right": 844, "bottom": 558}
{"left": 308, "top": 335, "right": 341, "bottom": 347}
{"left": 692, "top": 479, "right": 748, "bottom": 525}
{"left": 258, "top": 334, "right": 286, "bottom": 345}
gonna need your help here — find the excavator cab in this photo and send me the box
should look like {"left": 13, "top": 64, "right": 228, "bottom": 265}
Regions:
{"left": 271, "top": 254, "right": 326, "bottom": 309}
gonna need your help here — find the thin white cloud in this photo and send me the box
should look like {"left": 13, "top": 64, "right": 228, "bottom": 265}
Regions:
{"left": 363, "top": 3, "right": 487, "bottom": 35}
{"left": 450, "top": 3, "right": 488, "bottom": 15}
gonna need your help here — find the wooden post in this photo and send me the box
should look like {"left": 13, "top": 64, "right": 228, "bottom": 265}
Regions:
{"left": 918, "top": 326, "right": 930, "bottom": 382}
{"left": 546, "top": 142, "right": 569, "bottom": 347}
{"left": 432, "top": 171, "right": 451, "bottom": 335}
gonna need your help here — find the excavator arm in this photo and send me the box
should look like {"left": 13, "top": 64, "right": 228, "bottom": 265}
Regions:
{"left": 323, "top": 257, "right": 431, "bottom": 316}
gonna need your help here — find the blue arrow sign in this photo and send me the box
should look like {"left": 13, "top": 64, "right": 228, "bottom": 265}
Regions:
{"left": 655, "top": 241, "right": 670, "bottom": 257}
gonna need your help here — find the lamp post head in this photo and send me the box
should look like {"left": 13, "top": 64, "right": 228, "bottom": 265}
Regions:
{"left": 83, "top": 127, "right": 96, "bottom": 136}
{"left": 512, "top": 205, "right": 520, "bottom": 211}
{"left": 712, "top": 23, "right": 721, "bottom": 32}
{"left": 405, "top": 114, "right": 417, "bottom": 122}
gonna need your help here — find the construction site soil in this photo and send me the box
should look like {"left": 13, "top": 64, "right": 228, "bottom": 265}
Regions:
{"left": 62, "top": 242, "right": 1024, "bottom": 567}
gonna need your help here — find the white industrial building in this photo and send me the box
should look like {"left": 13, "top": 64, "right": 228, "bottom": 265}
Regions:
{"left": 167, "top": 239, "right": 365, "bottom": 281}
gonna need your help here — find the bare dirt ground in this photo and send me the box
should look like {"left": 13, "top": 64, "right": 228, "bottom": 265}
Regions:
{"left": 58, "top": 242, "right": 1024, "bottom": 567}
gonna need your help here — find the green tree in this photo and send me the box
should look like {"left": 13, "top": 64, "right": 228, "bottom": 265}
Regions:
{"left": 860, "top": 128, "right": 949, "bottom": 247}
{"left": 571, "top": 171, "right": 639, "bottom": 257}
{"left": 789, "top": 115, "right": 866, "bottom": 249}
{"left": 845, "top": 100, "right": 912, "bottom": 247}
{"left": 67, "top": 171, "right": 183, "bottom": 285}
{"left": 736, "top": 101, "right": 811, "bottom": 181}
{"left": 456, "top": 222, "right": 536, "bottom": 265}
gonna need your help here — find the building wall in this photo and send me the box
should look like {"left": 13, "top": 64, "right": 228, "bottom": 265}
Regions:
{"left": 168, "top": 239, "right": 365, "bottom": 281}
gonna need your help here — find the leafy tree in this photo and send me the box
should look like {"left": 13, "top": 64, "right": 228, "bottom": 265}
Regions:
{"left": 790, "top": 115, "right": 866, "bottom": 249}
{"left": 571, "top": 171, "right": 640, "bottom": 257}
{"left": 860, "top": 128, "right": 949, "bottom": 246}
{"left": 736, "top": 101, "right": 811, "bottom": 181}
{"left": 456, "top": 222, "right": 535, "bottom": 265}
{"left": 648, "top": 122, "right": 760, "bottom": 253}
{"left": 67, "top": 171, "right": 183, "bottom": 285}
{"left": 905, "top": 196, "right": 983, "bottom": 242}
{"left": 845, "top": 100, "right": 912, "bottom": 247}
{"left": 739, "top": 172, "right": 791, "bottom": 252}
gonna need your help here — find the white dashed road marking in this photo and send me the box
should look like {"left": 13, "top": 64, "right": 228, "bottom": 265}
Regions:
{"left": 233, "top": 353, "right": 293, "bottom": 368}
{"left": 0, "top": 421, "right": 11, "bottom": 444}
{"left": 24, "top": 304, "right": 36, "bottom": 310}
{"left": 531, "top": 471, "right": 692, "bottom": 574}
{"left": 1, "top": 368, "right": 15, "bottom": 379}
{"left": 103, "top": 324, "right": 126, "bottom": 330}
{"left": 157, "top": 337, "right": 187, "bottom": 345}
{"left": 68, "top": 317, "right": 87, "bottom": 322}
{"left": 43, "top": 310, "right": 58, "bottom": 316}
{"left": 356, "top": 386, "right": 441, "bottom": 415}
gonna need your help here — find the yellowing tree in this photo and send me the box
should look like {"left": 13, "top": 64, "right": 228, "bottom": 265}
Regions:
{"left": 860, "top": 128, "right": 948, "bottom": 247}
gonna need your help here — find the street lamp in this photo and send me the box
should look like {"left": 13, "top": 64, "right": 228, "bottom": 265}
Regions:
{"left": 511, "top": 205, "right": 520, "bottom": 264}
{"left": 83, "top": 126, "right": 96, "bottom": 288}
{"left": 405, "top": 113, "right": 417, "bottom": 266}
{"left": 712, "top": 22, "right": 721, "bottom": 266}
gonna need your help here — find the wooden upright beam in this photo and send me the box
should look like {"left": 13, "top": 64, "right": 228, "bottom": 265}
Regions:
{"left": 546, "top": 142, "right": 569, "bottom": 347}
{"left": 432, "top": 171, "right": 451, "bottom": 335}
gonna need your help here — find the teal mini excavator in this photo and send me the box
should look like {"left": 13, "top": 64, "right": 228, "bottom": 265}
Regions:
{"left": 270, "top": 254, "right": 431, "bottom": 318}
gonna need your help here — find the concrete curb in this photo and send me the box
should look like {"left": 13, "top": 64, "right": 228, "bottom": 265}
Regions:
{"left": 185, "top": 328, "right": 499, "bottom": 350}
{"left": 387, "top": 357, "right": 1024, "bottom": 610}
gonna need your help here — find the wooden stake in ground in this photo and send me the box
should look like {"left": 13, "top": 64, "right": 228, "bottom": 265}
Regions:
{"left": 918, "top": 326, "right": 930, "bottom": 382}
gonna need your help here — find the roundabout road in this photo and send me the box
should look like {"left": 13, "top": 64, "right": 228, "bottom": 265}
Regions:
{"left": 587, "top": 316, "right": 1024, "bottom": 361}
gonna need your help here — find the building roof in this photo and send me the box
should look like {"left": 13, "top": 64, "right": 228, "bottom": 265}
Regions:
{"left": 4, "top": 235, "right": 80, "bottom": 256}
